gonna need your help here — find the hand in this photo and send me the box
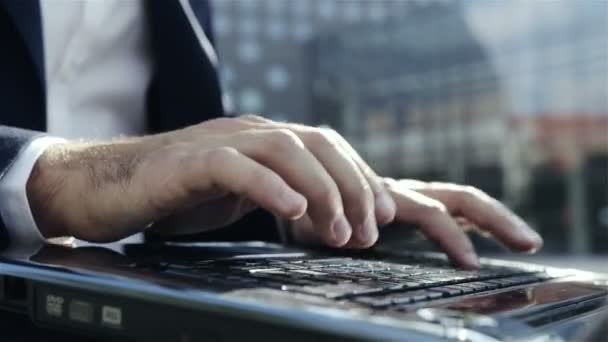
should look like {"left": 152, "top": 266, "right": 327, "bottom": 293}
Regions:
{"left": 292, "top": 179, "right": 543, "bottom": 269}
{"left": 26, "top": 115, "right": 396, "bottom": 245}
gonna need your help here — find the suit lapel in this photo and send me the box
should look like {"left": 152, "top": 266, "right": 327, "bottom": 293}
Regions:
{"left": 0, "top": 0, "right": 223, "bottom": 132}
{"left": 146, "top": 0, "right": 224, "bottom": 132}
{"left": 0, "top": 0, "right": 44, "bottom": 83}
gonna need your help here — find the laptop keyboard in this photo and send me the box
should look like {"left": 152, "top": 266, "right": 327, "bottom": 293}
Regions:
{"left": 128, "top": 255, "right": 554, "bottom": 311}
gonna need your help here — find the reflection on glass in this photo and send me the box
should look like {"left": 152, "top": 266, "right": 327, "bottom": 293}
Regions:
{"left": 444, "top": 282, "right": 605, "bottom": 316}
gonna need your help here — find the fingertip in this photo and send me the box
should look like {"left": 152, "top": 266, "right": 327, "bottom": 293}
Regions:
{"left": 281, "top": 190, "right": 308, "bottom": 219}
{"left": 289, "top": 205, "right": 308, "bottom": 220}
{"left": 534, "top": 234, "right": 544, "bottom": 250}
{"left": 514, "top": 216, "right": 543, "bottom": 243}
{"left": 529, "top": 233, "right": 543, "bottom": 252}
{"left": 510, "top": 226, "right": 544, "bottom": 253}
{"left": 521, "top": 235, "right": 543, "bottom": 254}
{"left": 375, "top": 191, "right": 396, "bottom": 225}
{"left": 351, "top": 214, "right": 379, "bottom": 248}
{"left": 329, "top": 215, "right": 352, "bottom": 247}
{"left": 530, "top": 229, "right": 544, "bottom": 246}
{"left": 460, "top": 252, "right": 481, "bottom": 270}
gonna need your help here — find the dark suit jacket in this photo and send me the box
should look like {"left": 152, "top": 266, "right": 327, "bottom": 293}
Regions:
{"left": 0, "top": 0, "right": 278, "bottom": 247}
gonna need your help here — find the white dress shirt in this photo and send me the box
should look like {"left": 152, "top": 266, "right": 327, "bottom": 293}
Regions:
{"left": 43, "top": 0, "right": 152, "bottom": 139}
{"left": 0, "top": 0, "right": 152, "bottom": 246}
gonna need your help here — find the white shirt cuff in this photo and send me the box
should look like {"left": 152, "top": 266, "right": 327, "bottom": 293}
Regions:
{"left": 0, "top": 136, "right": 67, "bottom": 247}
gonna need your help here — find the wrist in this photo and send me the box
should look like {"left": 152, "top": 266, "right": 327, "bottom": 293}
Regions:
{"left": 26, "top": 142, "right": 74, "bottom": 238}
{"left": 25, "top": 136, "right": 158, "bottom": 241}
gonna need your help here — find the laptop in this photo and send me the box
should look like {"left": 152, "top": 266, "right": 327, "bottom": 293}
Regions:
{"left": 0, "top": 240, "right": 606, "bottom": 341}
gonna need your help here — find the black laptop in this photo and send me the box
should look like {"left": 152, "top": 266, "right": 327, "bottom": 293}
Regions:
{"left": 0, "top": 240, "right": 606, "bottom": 341}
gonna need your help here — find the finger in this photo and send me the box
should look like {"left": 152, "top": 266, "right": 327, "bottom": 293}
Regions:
{"left": 318, "top": 126, "right": 397, "bottom": 225}
{"left": 298, "top": 128, "right": 378, "bottom": 248}
{"left": 239, "top": 122, "right": 378, "bottom": 247}
{"left": 454, "top": 216, "right": 480, "bottom": 232}
{"left": 413, "top": 182, "right": 543, "bottom": 253}
{"left": 234, "top": 129, "right": 352, "bottom": 247}
{"left": 182, "top": 147, "right": 308, "bottom": 220}
{"left": 386, "top": 184, "right": 480, "bottom": 269}
{"left": 240, "top": 116, "right": 396, "bottom": 226}
{"left": 207, "top": 117, "right": 353, "bottom": 246}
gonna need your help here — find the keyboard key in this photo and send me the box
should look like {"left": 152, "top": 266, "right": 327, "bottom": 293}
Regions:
{"left": 353, "top": 296, "right": 393, "bottom": 308}
{"left": 307, "top": 258, "right": 352, "bottom": 264}
{"left": 458, "top": 282, "right": 490, "bottom": 291}
{"left": 391, "top": 290, "right": 440, "bottom": 305}
{"left": 430, "top": 286, "right": 462, "bottom": 297}
{"left": 132, "top": 250, "right": 555, "bottom": 307}
{"left": 446, "top": 284, "right": 476, "bottom": 294}
{"left": 325, "top": 274, "right": 365, "bottom": 282}
{"left": 248, "top": 268, "right": 286, "bottom": 274}
{"left": 290, "top": 283, "right": 383, "bottom": 299}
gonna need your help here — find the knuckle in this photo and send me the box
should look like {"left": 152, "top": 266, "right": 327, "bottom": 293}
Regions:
{"left": 307, "top": 128, "right": 337, "bottom": 148}
{"left": 460, "top": 185, "right": 490, "bottom": 206}
{"left": 363, "top": 172, "right": 383, "bottom": 190}
{"left": 240, "top": 114, "right": 267, "bottom": 122}
{"left": 320, "top": 127, "right": 342, "bottom": 139}
{"left": 360, "top": 163, "right": 378, "bottom": 180}
{"left": 416, "top": 201, "right": 447, "bottom": 217}
{"left": 383, "top": 177, "right": 398, "bottom": 189}
{"left": 267, "top": 129, "right": 304, "bottom": 151}
{"left": 201, "top": 117, "right": 235, "bottom": 129}
{"left": 204, "top": 147, "right": 238, "bottom": 168}
{"left": 462, "top": 185, "right": 486, "bottom": 198}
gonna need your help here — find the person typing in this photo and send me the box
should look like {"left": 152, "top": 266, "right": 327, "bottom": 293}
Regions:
{"left": 0, "top": 0, "right": 542, "bottom": 270}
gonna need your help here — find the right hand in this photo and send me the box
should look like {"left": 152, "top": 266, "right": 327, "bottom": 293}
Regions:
{"left": 27, "top": 115, "right": 395, "bottom": 245}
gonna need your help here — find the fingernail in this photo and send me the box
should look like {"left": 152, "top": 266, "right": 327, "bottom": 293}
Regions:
{"left": 332, "top": 216, "right": 351, "bottom": 245}
{"left": 529, "top": 229, "right": 543, "bottom": 244}
{"left": 524, "top": 228, "right": 543, "bottom": 253}
{"left": 524, "top": 246, "right": 540, "bottom": 254}
{"left": 356, "top": 214, "right": 378, "bottom": 245}
{"left": 375, "top": 192, "right": 396, "bottom": 224}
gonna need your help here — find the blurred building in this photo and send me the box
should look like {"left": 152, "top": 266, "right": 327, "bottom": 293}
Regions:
{"left": 513, "top": 116, "right": 608, "bottom": 252}
{"left": 211, "top": 0, "right": 608, "bottom": 253}
{"left": 309, "top": 2, "right": 505, "bottom": 189}
{"left": 210, "top": 0, "right": 426, "bottom": 122}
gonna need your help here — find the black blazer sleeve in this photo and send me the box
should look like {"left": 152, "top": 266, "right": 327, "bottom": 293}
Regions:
{"left": 0, "top": 125, "right": 44, "bottom": 248}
